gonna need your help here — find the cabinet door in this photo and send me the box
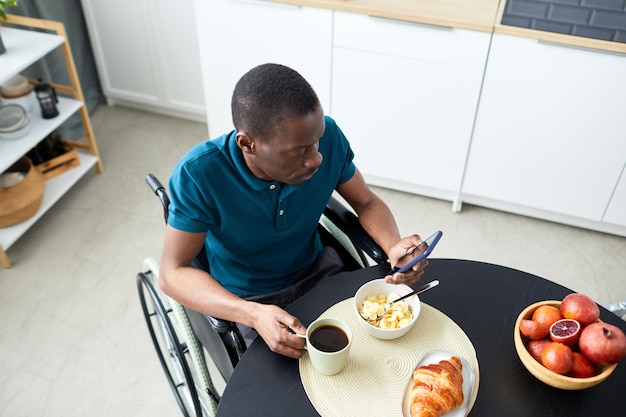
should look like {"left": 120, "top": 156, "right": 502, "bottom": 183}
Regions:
{"left": 463, "top": 34, "right": 626, "bottom": 221}
{"left": 82, "top": 0, "right": 156, "bottom": 99}
{"left": 604, "top": 163, "right": 626, "bottom": 227}
{"left": 331, "top": 13, "right": 490, "bottom": 202}
{"left": 194, "top": 0, "right": 332, "bottom": 136}
{"left": 81, "top": 0, "right": 204, "bottom": 118}
{"left": 151, "top": 0, "right": 205, "bottom": 115}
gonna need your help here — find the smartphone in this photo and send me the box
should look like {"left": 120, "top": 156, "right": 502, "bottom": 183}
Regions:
{"left": 389, "top": 230, "right": 443, "bottom": 274}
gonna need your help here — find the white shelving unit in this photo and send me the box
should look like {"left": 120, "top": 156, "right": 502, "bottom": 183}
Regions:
{"left": 0, "top": 15, "right": 103, "bottom": 268}
{"left": 0, "top": 97, "right": 82, "bottom": 172}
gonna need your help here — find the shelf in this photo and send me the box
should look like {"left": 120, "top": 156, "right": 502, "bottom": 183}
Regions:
{"left": 0, "top": 97, "right": 83, "bottom": 172}
{"left": 0, "top": 150, "right": 98, "bottom": 251}
{"left": 0, "top": 26, "right": 64, "bottom": 85}
{"left": 0, "top": 15, "right": 103, "bottom": 268}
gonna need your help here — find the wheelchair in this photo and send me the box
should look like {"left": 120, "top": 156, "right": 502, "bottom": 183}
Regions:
{"left": 137, "top": 174, "right": 387, "bottom": 417}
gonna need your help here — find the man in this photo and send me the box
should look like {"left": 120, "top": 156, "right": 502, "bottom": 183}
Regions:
{"left": 159, "top": 63, "right": 427, "bottom": 358}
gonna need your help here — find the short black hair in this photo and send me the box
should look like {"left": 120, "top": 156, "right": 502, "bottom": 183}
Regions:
{"left": 231, "top": 63, "right": 320, "bottom": 139}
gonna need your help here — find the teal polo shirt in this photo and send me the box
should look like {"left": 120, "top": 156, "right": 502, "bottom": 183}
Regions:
{"left": 167, "top": 116, "right": 356, "bottom": 297}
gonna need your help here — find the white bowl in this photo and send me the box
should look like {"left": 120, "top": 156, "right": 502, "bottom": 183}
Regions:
{"left": 353, "top": 279, "right": 420, "bottom": 340}
{"left": 0, "top": 74, "right": 31, "bottom": 98}
{"left": 0, "top": 105, "right": 30, "bottom": 141}
{"left": 0, "top": 90, "right": 37, "bottom": 114}
{"left": 0, "top": 119, "right": 30, "bottom": 141}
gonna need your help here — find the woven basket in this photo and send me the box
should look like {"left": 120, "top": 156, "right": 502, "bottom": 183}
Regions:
{"left": 0, "top": 157, "right": 45, "bottom": 227}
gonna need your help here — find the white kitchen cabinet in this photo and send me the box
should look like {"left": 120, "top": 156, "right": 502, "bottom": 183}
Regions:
{"left": 604, "top": 163, "right": 626, "bottom": 227}
{"left": 81, "top": 0, "right": 205, "bottom": 121}
{"left": 331, "top": 12, "right": 491, "bottom": 205}
{"left": 194, "top": 0, "right": 332, "bottom": 137}
{"left": 462, "top": 34, "right": 626, "bottom": 233}
{"left": 0, "top": 16, "right": 103, "bottom": 268}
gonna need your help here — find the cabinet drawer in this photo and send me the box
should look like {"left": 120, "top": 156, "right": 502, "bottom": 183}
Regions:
{"left": 333, "top": 11, "right": 490, "bottom": 66}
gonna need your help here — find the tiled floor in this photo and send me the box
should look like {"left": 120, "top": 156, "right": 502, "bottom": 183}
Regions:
{"left": 1, "top": 106, "right": 624, "bottom": 417}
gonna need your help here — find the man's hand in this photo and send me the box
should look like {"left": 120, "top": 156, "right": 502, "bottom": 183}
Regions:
{"left": 384, "top": 234, "right": 429, "bottom": 286}
{"left": 251, "top": 304, "right": 307, "bottom": 358}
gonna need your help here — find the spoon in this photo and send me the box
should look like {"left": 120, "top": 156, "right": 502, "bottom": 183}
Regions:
{"left": 377, "top": 279, "right": 439, "bottom": 319}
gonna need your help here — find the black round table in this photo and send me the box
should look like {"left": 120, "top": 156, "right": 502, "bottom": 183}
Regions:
{"left": 215, "top": 259, "right": 626, "bottom": 416}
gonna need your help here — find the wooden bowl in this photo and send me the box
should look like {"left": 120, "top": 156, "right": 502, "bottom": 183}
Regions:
{"left": 514, "top": 300, "right": 617, "bottom": 390}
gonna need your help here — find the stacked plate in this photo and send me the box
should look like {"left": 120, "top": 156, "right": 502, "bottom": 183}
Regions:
{"left": 0, "top": 104, "right": 30, "bottom": 141}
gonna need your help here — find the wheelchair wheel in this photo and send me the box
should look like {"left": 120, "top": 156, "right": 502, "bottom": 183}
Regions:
{"left": 137, "top": 270, "right": 208, "bottom": 417}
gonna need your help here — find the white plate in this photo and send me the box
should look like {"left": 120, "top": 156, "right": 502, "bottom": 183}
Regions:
{"left": 402, "top": 350, "right": 476, "bottom": 417}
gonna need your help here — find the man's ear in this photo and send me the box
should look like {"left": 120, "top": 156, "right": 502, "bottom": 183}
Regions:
{"left": 236, "top": 132, "right": 255, "bottom": 153}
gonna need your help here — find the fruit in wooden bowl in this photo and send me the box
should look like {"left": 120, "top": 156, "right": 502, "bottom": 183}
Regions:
{"left": 514, "top": 299, "right": 622, "bottom": 390}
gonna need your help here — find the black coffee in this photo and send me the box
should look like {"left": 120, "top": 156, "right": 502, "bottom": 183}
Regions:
{"left": 309, "top": 325, "right": 349, "bottom": 352}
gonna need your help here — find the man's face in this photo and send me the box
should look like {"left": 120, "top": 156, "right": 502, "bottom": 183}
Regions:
{"left": 240, "top": 106, "right": 325, "bottom": 185}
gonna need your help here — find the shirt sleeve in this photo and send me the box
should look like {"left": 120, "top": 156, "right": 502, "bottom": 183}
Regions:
{"left": 167, "top": 159, "right": 214, "bottom": 233}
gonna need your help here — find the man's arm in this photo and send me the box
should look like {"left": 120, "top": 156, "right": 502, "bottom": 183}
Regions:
{"left": 336, "top": 168, "right": 427, "bottom": 285}
{"left": 158, "top": 225, "right": 307, "bottom": 358}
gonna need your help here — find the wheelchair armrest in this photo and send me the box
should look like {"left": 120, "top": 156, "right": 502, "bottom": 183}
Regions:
{"left": 205, "top": 314, "right": 239, "bottom": 333}
{"left": 185, "top": 308, "right": 246, "bottom": 381}
{"left": 324, "top": 196, "right": 388, "bottom": 265}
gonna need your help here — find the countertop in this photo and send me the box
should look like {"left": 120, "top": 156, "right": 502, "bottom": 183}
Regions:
{"left": 267, "top": 0, "right": 502, "bottom": 32}
{"left": 267, "top": 0, "right": 626, "bottom": 54}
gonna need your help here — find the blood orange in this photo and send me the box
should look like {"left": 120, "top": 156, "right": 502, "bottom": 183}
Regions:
{"left": 526, "top": 338, "right": 551, "bottom": 362}
{"left": 532, "top": 305, "right": 563, "bottom": 329}
{"left": 549, "top": 318, "right": 581, "bottom": 346}
{"left": 541, "top": 342, "right": 573, "bottom": 375}
{"left": 520, "top": 319, "right": 549, "bottom": 340}
{"left": 569, "top": 352, "right": 596, "bottom": 378}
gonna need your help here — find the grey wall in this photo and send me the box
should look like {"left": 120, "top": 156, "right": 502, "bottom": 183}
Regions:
{"left": 502, "top": 0, "right": 626, "bottom": 43}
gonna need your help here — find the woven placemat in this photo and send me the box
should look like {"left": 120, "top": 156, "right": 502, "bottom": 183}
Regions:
{"left": 299, "top": 299, "right": 479, "bottom": 417}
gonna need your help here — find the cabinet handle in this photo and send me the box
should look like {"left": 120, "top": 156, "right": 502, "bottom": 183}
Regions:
{"left": 368, "top": 15, "right": 452, "bottom": 31}
{"left": 231, "top": 0, "right": 301, "bottom": 9}
{"left": 537, "top": 40, "right": 624, "bottom": 57}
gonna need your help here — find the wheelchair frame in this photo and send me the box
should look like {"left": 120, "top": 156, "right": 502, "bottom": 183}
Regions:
{"left": 138, "top": 257, "right": 218, "bottom": 416}
{"left": 137, "top": 174, "right": 386, "bottom": 417}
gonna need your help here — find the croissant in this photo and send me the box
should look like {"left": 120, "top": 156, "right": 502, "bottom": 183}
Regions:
{"left": 410, "top": 356, "right": 464, "bottom": 417}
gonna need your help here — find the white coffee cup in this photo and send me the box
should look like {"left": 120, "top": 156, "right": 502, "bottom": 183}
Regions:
{"left": 305, "top": 317, "right": 352, "bottom": 375}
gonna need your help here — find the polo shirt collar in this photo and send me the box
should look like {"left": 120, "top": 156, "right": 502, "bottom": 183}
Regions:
{"left": 227, "top": 130, "right": 282, "bottom": 192}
